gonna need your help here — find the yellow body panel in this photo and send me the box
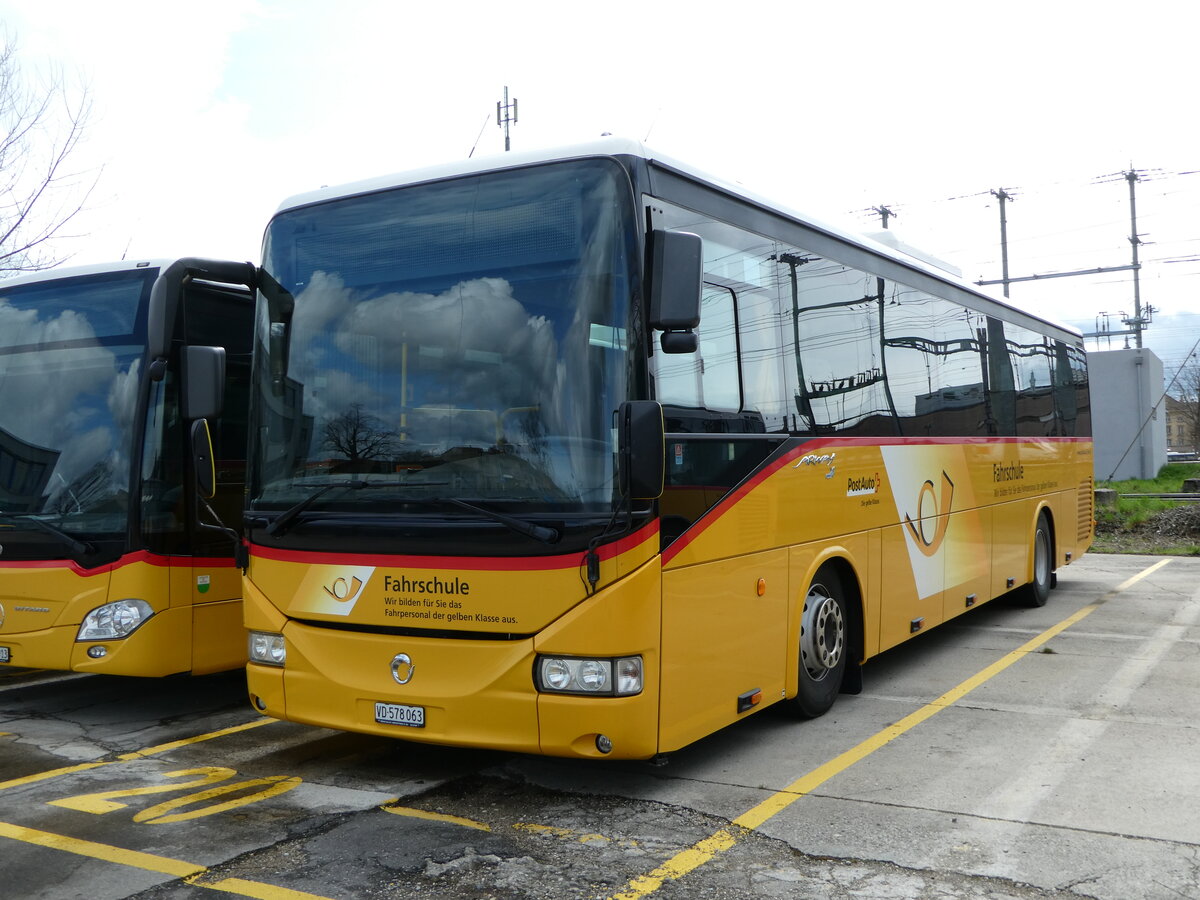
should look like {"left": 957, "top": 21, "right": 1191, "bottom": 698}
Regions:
{"left": 660, "top": 548, "right": 789, "bottom": 753}
{"left": 0, "top": 555, "right": 244, "bottom": 676}
{"left": 246, "top": 437, "right": 1093, "bottom": 758}
{"left": 245, "top": 552, "right": 664, "bottom": 758}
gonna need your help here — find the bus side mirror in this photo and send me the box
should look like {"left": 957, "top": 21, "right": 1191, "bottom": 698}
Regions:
{"left": 619, "top": 400, "right": 664, "bottom": 500}
{"left": 648, "top": 230, "right": 701, "bottom": 354}
{"left": 190, "top": 419, "right": 216, "bottom": 500}
{"left": 182, "top": 345, "right": 226, "bottom": 421}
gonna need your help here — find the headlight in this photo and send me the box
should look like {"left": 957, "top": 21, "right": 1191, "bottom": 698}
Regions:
{"left": 535, "top": 655, "right": 642, "bottom": 696}
{"left": 249, "top": 631, "right": 286, "bottom": 667}
{"left": 77, "top": 599, "right": 154, "bottom": 641}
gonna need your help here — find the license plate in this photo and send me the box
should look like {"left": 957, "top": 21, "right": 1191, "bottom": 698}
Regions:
{"left": 374, "top": 701, "right": 424, "bottom": 728}
{"left": 0, "top": 647, "right": 9, "bottom": 663}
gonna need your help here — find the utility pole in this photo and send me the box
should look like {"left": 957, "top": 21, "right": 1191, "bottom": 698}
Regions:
{"left": 1126, "top": 169, "right": 1145, "bottom": 348}
{"left": 991, "top": 188, "right": 1014, "bottom": 297}
{"left": 871, "top": 205, "right": 897, "bottom": 229}
{"left": 977, "top": 177, "right": 1148, "bottom": 351}
{"left": 496, "top": 86, "right": 518, "bottom": 152}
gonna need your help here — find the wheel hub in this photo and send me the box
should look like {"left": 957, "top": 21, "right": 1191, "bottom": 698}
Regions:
{"left": 801, "top": 584, "right": 845, "bottom": 681}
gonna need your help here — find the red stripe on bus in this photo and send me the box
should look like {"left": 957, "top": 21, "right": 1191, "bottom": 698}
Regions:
{"left": 0, "top": 550, "right": 237, "bottom": 576}
{"left": 660, "top": 435, "right": 1091, "bottom": 566}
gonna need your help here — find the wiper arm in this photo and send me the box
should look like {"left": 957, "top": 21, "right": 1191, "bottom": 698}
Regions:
{"left": 261, "top": 483, "right": 559, "bottom": 544}
{"left": 438, "top": 497, "right": 560, "bottom": 545}
{"left": 0, "top": 512, "right": 95, "bottom": 555}
{"left": 264, "top": 481, "right": 370, "bottom": 537}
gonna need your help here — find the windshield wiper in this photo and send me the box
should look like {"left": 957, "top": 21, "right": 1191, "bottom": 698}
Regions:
{"left": 264, "top": 481, "right": 371, "bottom": 537}
{"left": 262, "top": 479, "right": 451, "bottom": 537}
{"left": 260, "top": 483, "right": 560, "bottom": 544}
{"left": 0, "top": 512, "right": 95, "bottom": 555}
{"left": 425, "top": 497, "right": 560, "bottom": 545}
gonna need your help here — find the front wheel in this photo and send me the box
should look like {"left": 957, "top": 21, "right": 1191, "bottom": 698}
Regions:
{"left": 1019, "top": 511, "right": 1053, "bottom": 608}
{"left": 791, "top": 565, "right": 849, "bottom": 718}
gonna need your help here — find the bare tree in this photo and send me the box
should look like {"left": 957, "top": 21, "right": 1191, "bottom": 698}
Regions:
{"left": 321, "top": 404, "right": 398, "bottom": 465}
{"left": 0, "top": 37, "right": 96, "bottom": 274}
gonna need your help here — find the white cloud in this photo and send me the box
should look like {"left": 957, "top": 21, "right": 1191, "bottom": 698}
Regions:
{"left": 0, "top": 0, "right": 1195, "bottom": 369}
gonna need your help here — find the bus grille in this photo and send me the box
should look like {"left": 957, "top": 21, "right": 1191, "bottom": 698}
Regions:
{"left": 1078, "top": 477, "right": 1094, "bottom": 542}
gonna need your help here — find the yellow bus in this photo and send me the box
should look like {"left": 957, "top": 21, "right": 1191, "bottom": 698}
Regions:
{"left": 0, "top": 259, "right": 255, "bottom": 676}
{"left": 236, "top": 139, "right": 1092, "bottom": 758}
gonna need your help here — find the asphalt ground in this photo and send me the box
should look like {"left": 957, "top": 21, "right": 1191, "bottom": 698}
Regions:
{"left": 1, "top": 552, "right": 1196, "bottom": 899}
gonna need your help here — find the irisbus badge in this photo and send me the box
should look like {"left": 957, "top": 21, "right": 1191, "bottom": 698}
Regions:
{"left": 794, "top": 452, "right": 836, "bottom": 478}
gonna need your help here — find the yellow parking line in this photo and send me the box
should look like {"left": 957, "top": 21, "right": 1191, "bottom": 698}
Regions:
{"left": 192, "top": 875, "right": 335, "bottom": 900}
{"left": 114, "top": 718, "right": 278, "bottom": 762}
{"left": 609, "top": 558, "right": 1172, "bottom": 899}
{"left": 0, "top": 820, "right": 332, "bottom": 899}
{"left": 0, "top": 717, "right": 276, "bottom": 793}
{"left": 0, "top": 820, "right": 202, "bottom": 877}
{"left": 381, "top": 803, "right": 491, "bottom": 831}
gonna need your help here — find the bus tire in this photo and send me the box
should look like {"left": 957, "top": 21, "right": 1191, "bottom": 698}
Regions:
{"left": 792, "top": 564, "right": 848, "bottom": 718}
{"left": 1020, "top": 511, "right": 1053, "bottom": 608}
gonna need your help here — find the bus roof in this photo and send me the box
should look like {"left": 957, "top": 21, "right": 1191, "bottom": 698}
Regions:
{"left": 273, "top": 137, "right": 1082, "bottom": 340}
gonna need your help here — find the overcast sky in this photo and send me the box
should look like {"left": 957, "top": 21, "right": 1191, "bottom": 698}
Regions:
{"left": 4, "top": 0, "right": 1199, "bottom": 375}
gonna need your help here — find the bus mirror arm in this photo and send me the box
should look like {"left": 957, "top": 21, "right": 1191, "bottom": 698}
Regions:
{"left": 618, "top": 400, "right": 665, "bottom": 501}
{"left": 147, "top": 258, "right": 258, "bottom": 368}
{"left": 190, "top": 419, "right": 217, "bottom": 500}
{"left": 647, "top": 230, "right": 702, "bottom": 355}
{"left": 189, "top": 419, "right": 248, "bottom": 571}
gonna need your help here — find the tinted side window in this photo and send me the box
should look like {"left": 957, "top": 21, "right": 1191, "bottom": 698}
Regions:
{"left": 789, "top": 259, "right": 894, "bottom": 435}
{"left": 1008, "top": 324, "right": 1055, "bottom": 436}
{"left": 880, "top": 282, "right": 935, "bottom": 436}
{"left": 985, "top": 318, "right": 1017, "bottom": 436}
{"left": 1068, "top": 343, "right": 1091, "bottom": 436}
{"left": 918, "top": 296, "right": 990, "bottom": 437}
{"left": 649, "top": 201, "right": 783, "bottom": 433}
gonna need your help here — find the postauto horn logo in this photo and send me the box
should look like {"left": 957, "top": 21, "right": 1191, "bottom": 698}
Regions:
{"left": 291, "top": 566, "right": 375, "bottom": 617}
{"left": 324, "top": 576, "right": 365, "bottom": 603}
{"left": 903, "top": 472, "right": 954, "bottom": 557}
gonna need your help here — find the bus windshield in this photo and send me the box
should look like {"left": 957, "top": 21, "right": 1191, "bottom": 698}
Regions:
{"left": 0, "top": 270, "right": 150, "bottom": 551}
{"left": 249, "top": 158, "right": 640, "bottom": 525}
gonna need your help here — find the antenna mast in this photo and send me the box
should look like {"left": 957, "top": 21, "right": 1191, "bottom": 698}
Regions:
{"left": 497, "top": 86, "right": 518, "bottom": 152}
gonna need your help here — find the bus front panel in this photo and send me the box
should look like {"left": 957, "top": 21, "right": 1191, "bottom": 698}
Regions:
{"left": 243, "top": 543, "right": 665, "bottom": 759}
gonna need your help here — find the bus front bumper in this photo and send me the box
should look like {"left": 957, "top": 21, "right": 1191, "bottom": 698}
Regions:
{"left": 247, "top": 621, "right": 661, "bottom": 760}
{"left": 0, "top": 607, "right": 193, "bottom": 676}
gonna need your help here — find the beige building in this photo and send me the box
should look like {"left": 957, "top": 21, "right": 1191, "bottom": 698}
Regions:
{"left": 1165, "top": 395, "right": 1199, "bottom": 455}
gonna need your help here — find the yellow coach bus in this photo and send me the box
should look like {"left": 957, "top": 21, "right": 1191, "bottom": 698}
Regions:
{"left": 234, "top": 138, "right": 1092, "bottom": 758}
{"left": 0, "top": 259, "right": 255, "bottom": 676}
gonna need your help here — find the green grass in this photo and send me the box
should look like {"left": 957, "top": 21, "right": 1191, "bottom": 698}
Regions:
{"left": 1096, "top": 462, "right": 1197, "bottom": 495}
{"left": 1091, "top": 463, "right": 1200, "bottom": 554}
{"left": 1094, "top": 495, "right": 1175, "bottom": 530}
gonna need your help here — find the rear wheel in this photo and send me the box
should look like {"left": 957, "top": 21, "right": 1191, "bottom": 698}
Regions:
{"left": 1020, "top": 511, "right": 1053, "bottom": 607}
{"left": 792, "top": 564, "right": 848, "bottom": 718}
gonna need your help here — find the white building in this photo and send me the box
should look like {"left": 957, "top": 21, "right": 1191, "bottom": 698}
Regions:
{"left": 1089, "top": 348, "right": 1166, "bottom": 481}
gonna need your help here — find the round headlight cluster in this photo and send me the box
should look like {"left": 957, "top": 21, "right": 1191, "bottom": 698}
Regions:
{"left": 536, "top": 655, "right": 642, "bottom": 696}
{"left": 249, "top": 631, "right": 286, "bottom": 667}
